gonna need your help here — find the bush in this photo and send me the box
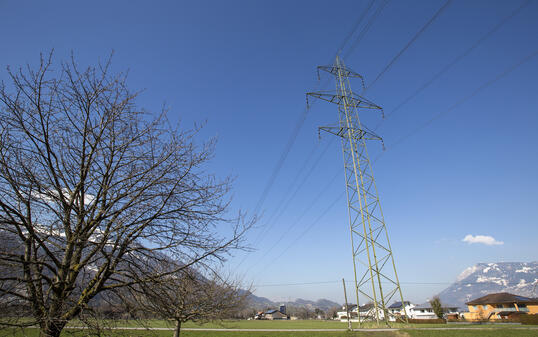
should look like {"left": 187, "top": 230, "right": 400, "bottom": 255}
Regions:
{"left": 408, "top": 318, "right": 446, "bottom": 324}
{"left": 518, "top": 314, "right": 538, "bottom": 325}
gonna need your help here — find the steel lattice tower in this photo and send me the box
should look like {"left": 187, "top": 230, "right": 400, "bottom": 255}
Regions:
{"left": 307, "top": 56, "right": 406, "bottom": 327}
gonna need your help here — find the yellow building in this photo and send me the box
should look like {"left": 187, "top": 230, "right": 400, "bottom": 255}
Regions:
{"left": 464, "top": 292, "right": 538, "bottom": 321}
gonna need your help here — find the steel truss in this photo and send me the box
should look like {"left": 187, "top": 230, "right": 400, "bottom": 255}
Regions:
{"left": 307, "top": 56, "right": 406, "bottom": 327}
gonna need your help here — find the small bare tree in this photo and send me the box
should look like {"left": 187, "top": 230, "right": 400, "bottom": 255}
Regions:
{"left": 0, "top": 52, "right": 253, "bottom": 337}
{"left": 121, "top": 263, "right": 249, "bottom": 337}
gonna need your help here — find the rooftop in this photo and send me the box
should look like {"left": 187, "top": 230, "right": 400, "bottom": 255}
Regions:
{"left": 466, "top": 292, "right": 538, "bottom": 305}
{"left": 388, "top": 301, "right": 411, "bottom": 309}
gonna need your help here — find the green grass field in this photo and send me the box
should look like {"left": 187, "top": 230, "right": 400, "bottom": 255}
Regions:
{"left": 3, "top": 328, "right": 538, "bottom": 337}
{"left": 64, "top": 319, "right": 537, "bottom": 330}
{"left": 3, "top": 320, "right": 538, "bottom": 336}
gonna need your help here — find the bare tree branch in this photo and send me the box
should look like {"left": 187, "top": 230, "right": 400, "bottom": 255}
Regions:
{"left": 0, "top": 51, "right": 254, "bottom": 337}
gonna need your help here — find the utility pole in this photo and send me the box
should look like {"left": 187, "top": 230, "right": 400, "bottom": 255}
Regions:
{"left": 307, "top": 56, "right": 406, "bottom": 327}
{"left": 342, "top": 278, "right": 352, "bottom": 331}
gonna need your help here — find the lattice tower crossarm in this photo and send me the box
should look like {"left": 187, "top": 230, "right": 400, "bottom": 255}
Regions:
{"left": 306, "top": 56, "right": 406, "bottom": 327}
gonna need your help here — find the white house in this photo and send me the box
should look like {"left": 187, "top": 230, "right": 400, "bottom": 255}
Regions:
{"left": 387, "top": 301, "right": 415, "bottom": 321}
{"left": 337, "top": 303, "right": 386, "bottom": 322}
{"left": 409, "top": 303, "right": 460, "bottom": 319}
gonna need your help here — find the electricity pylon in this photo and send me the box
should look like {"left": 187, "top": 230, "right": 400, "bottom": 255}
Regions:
{"left": 307, "top": 56, "right": 406, "bottom": 327}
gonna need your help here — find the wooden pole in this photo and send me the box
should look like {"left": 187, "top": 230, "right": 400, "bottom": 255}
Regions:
{"left": 343, "top": 278, "right": 352, "bottom": 331}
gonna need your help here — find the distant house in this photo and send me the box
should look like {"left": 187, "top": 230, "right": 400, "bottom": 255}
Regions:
{"left": 336, "top": 303, "right": 386, "bottom": 322}
{"left": 358, "top": 303, "right": 386, "bottom": 320}
{"left": 387, "top": 301, "right": 414, "bottom": 321}
{"left": 409, "top": 303, "right": 459, "bottom": 319}
{"left": 264, "top": 309, "right": 288, "bottom": 320}
{"left": 463, "top": 292, "right": 538, "bottom": 321}
{"left": 336, "top": 304, "right": 357, "bottom": 321}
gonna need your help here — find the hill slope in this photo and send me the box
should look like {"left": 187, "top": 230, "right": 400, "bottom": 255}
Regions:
{"left": 438, "top": 261, "right": 537, "bottom": 309}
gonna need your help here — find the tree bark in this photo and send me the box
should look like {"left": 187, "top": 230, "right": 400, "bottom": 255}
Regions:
{"left": 39, "top": 320, "right": 66, "bottom": 337}
{"left": 174, "top": 319, "right": 182, "bottom": 337}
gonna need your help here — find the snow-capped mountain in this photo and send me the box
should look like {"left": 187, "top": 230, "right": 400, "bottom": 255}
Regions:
{"left": 438, "top": 262, "right": 538, "bottom": 309}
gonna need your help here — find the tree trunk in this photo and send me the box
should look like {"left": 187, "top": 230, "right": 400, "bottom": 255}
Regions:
{"left": 174, "top": 320, "right": 182, "bottom": 337}
{"left": 39, "top": 320, "right": 66, "bottom": 337}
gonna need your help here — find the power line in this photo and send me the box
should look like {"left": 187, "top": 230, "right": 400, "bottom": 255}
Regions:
{"left": 251, "top": 1, "right": 450, "bottom": 276}
{"left": 258, "top": 190, "right": 346, "bottom": 274}
{"left": 262, "top": 139, "right": 335, "bottom": 232}
{"left": 251, "top": 0, "right": 385, "bottom": 218}
{"left": 365, "top": 0, "right": 453, "bottom": 93}
{"left": 241, "top": 1, "right": 388, "bottom": 267}
{"left": 374, "top": 0, "right": 532, "bottom": 130}
{"left": 250, "top": 167, "right": 342, "bottom": 272}
{"left": 374, "top": 48, "right": 538, "bottom": 163}
{"left": 335, "top": 0, "right": 377, "bottom": 56}
{"left": 343, "top": 0, "right": 392, "bottom": 60}
{"left": 254, "top": 279, "right": 535, "bottom": 287}
{"left": 262, "top": 144, "right": 321, "bottom": 225}
{"left": 252, "top": 107, "right": 309, "bottom": 215}
{"left": 243, "top": 1, "right": 392, "bottom": 276}
{"left": 248, "top": 0, "right": 392, "bottom": 271}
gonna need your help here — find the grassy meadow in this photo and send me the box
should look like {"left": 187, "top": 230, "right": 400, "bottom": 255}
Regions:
{"left": 3, "top": 319, "right": 538, "bottom": 336}
{"left": 3, "top": 328, "right": 538, "bottom": 337}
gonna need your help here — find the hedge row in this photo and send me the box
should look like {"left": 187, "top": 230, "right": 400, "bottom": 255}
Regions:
{"left": 517, "top": 314, "right": 538, "bottom": 325}
{"left": 407, "top": 318, "right": 446, "bottom": 324}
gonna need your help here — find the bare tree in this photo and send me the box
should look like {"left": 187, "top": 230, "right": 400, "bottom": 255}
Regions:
{"left": 0, "top": 52, "right": 253, "bottom": 337}
{"left": 121, "top": 263, "right": 249, "bottom": 337}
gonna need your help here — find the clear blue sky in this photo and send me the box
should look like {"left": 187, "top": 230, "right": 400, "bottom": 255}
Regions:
{"left": 2, "top": 0, "right": 537, "bottom": 305}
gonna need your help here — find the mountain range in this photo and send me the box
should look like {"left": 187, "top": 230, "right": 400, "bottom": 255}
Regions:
{"left": 438, "top": 261, "right": 537, "bottom": 309}
{"left": 246, "top": 292, "right": 341, "bottom": 312}
{"left": 247, "top": 262, "right": 538, "bottom": 312}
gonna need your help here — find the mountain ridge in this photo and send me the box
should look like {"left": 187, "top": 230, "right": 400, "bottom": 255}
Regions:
{"left": 438, "top": 261, "right": 537, "bottom": 309}
{"left": 246, "top": 292, "right": 340, "bottom": 311}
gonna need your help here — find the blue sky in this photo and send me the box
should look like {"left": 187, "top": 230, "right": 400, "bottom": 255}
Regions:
{"left": 1, "top": 0, "right": 537, "bottom": 305}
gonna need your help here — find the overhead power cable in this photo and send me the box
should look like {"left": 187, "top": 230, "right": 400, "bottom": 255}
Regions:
{"left": 245, "top": 141, "right": 334, "bottom": 262}
{"left": 374, "top": 48, "right": 538, "bottom": 163}
{"left": 240, "top": 1, "right": 388, "bottom": 268}
{"left": 241, "top": 1, "right": 390, "bottom": 272}
{"left": 253, "top": 279, "right": 533, "bottom": 287}
{"left": 249, "top": 167, "right": 342, "bottom": 273}
{"left": 252, "top": 107, "right": 309, "bottom": 216}
{"left": 374, "top": 0, "right": 532, "bottom": 130}
{"left": 261, "top": 139, "right": 335, "bottom": 232}
{"left": 262, "top": 144, "right": 320, "bottom": 224}
{"left": 365, "top": 0, "right": 453, "bottom": 93}
{"left": 344, "top": 0, "right": 392, "bottom": 60}
{"left": 258, "top": 190, "right": 346, "bottom": 274}
{"left": 335, "top": 0, "right": 377, "bottom": 56}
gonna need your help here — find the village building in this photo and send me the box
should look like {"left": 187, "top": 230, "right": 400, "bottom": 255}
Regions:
{"left": 387, "top": 301, "right": 414, "bottom": 321}
{"left": 462, "top": 292, "right": 538, "bottom": 321}
{"left": 263, "top": 309, "right": 288, "bottom": 320}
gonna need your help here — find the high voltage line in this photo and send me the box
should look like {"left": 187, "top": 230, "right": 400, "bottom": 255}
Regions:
{"left": 245, "top": 0, "right": 449, "bottom": 273}
{"left": 373, "top": 0, "right": 532, "bottom": 131}
{"left": 253, "top": 139, "right": 335, "bottom": 243}
{"left": 343, "top": 0, "right": 392, "bottom": 60}
{"left": 335, "top": 0, "right": 377, "bottom": 56}
{"left": 248, "top": 169, "right": 343, "bottom": 274}
{"left": 250, "top": 0, "right": 382, "bottom": 219}
{"left": 253, "top": 280, "right": 536, "bottom": 287}
{"left": 256, "top": 46, "right": 538, "bottom": 273}
{"left": 258, "top": 190, "right": 346, "bottom": 275}
{"left": 364, "top": 0, "right": 453, "bottom": 93}
{"left": 253, "top": 0, "right": 450, "bottom": 256}
{"left": 245, "top": 0, "right": 451, "bottom": 272}
{"left": 374, "top": 48, "right": 538, "bottom": 163}
{"left": 241, "top": 0, "right": 388, "bottom": 267}
{"left": 242, "top": 2, "right": 536, "bottom": 295}
{"left": 254, "top": 0, "right": 536, "bottom": 269}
